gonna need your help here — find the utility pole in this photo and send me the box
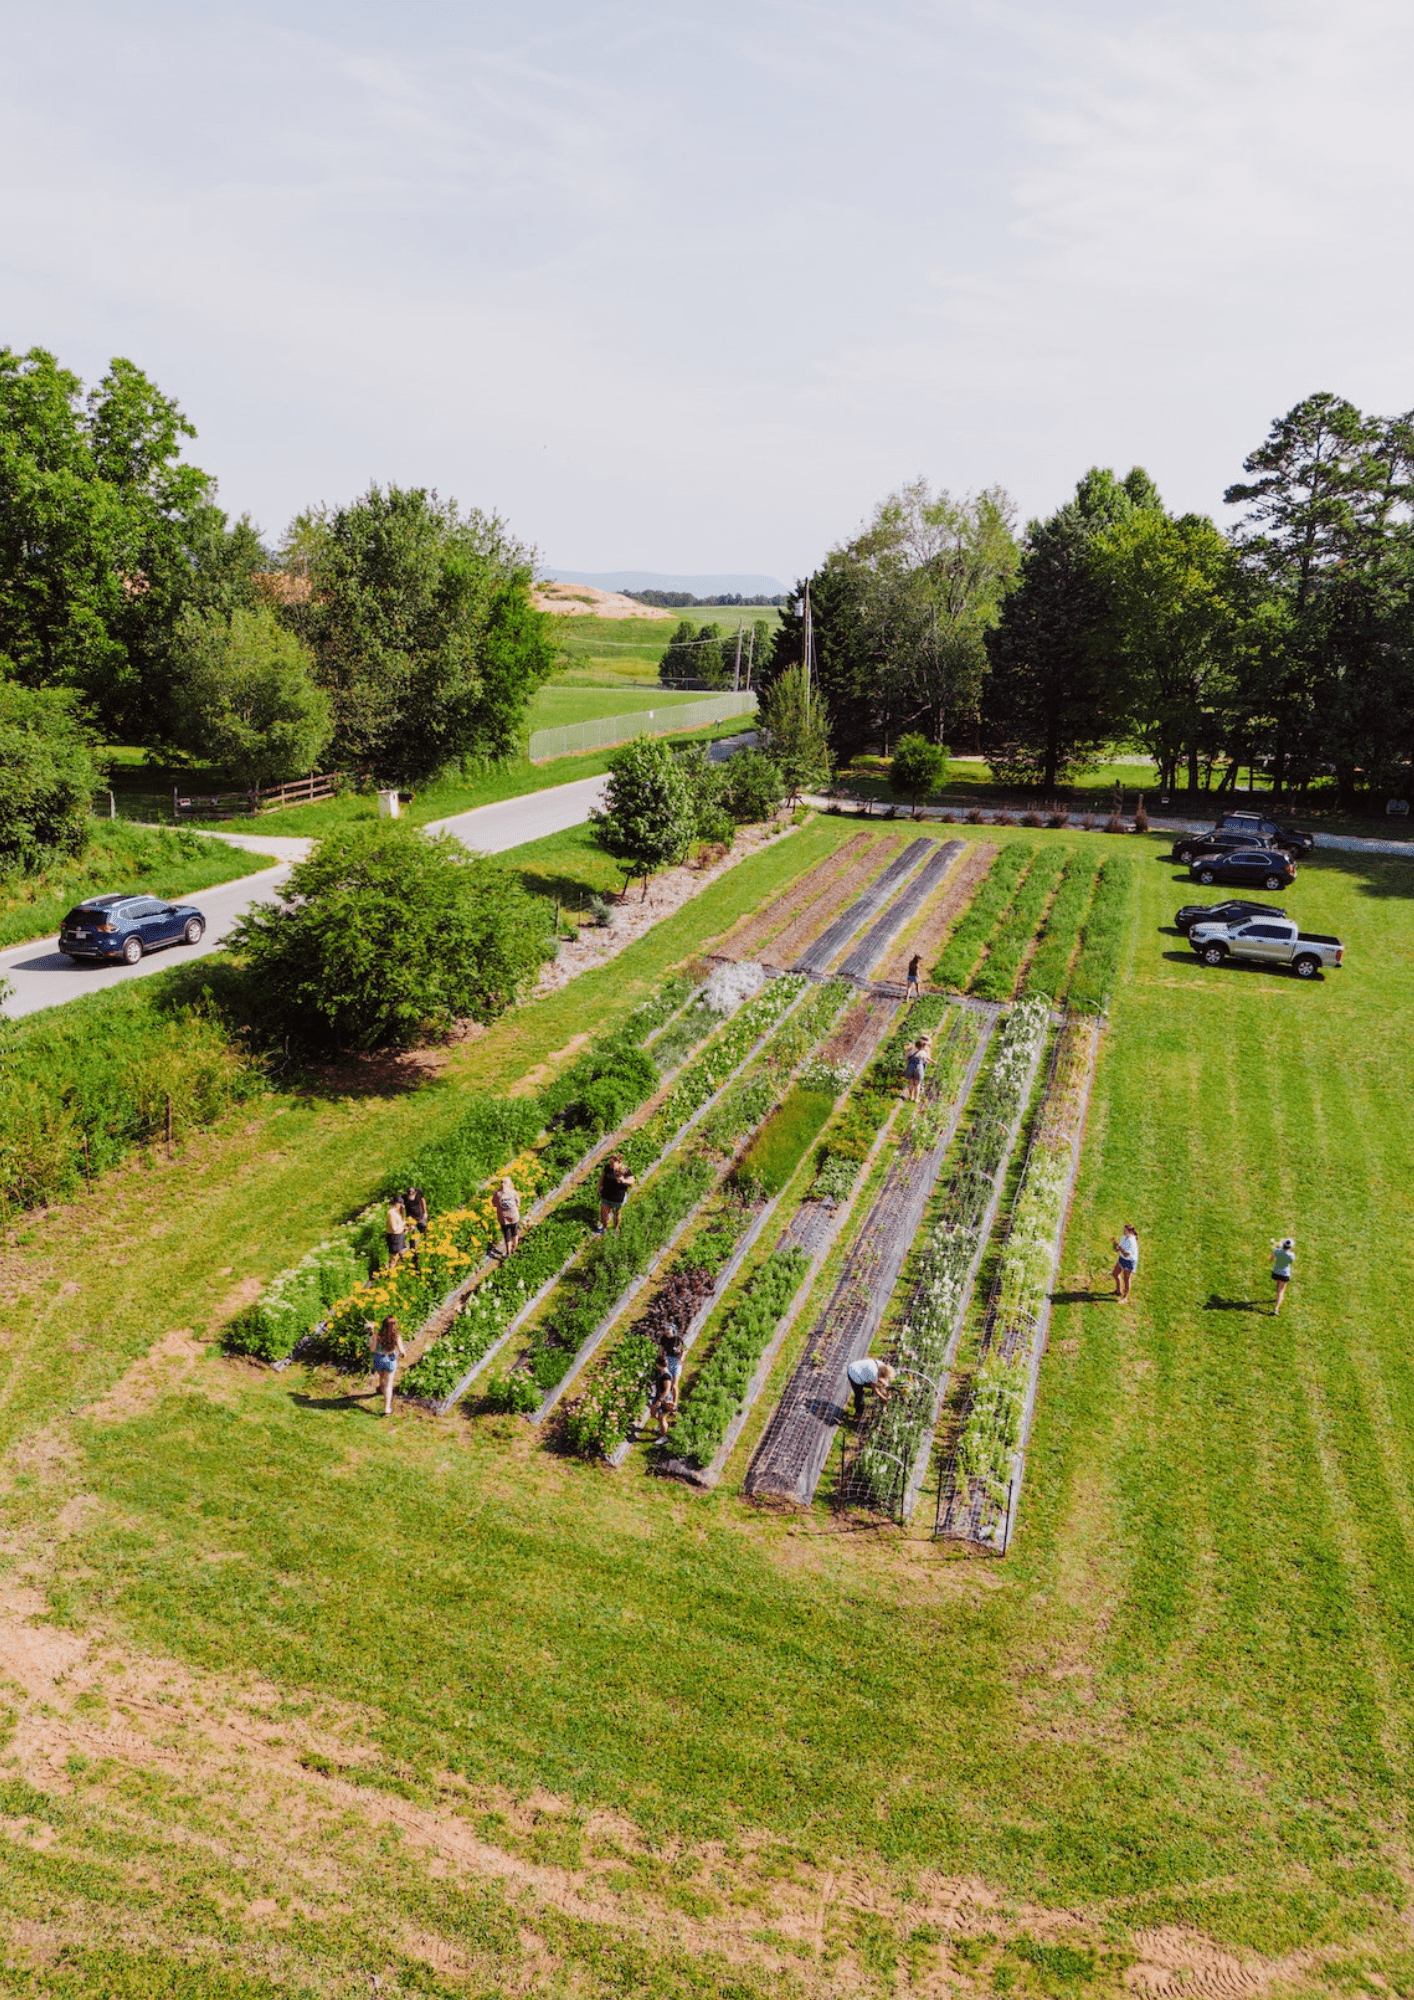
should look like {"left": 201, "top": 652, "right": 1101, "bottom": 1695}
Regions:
{"left": 733, "top": 623, "right": 743, "bottom": 692}
{"left": 803, "top": 582, "right": 813, "bottom": 692}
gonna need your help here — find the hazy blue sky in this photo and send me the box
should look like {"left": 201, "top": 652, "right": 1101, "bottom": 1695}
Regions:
{"left": 4, "top": 1, "right": 1411, "bottom": 581}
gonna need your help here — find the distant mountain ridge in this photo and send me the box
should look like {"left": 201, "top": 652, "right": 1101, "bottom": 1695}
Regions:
{"left": 545, "top": 568, "right": 787, "bottom": 596}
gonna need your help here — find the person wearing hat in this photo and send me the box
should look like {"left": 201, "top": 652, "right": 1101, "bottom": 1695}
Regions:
{"left": 1271, "top": 1236, "right": 1295, "bottom": 1314}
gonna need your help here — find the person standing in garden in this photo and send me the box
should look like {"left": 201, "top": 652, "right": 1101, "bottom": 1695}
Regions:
{"left": 1271, "top": 1236, "right": 1295, "bottom": 1313}
{"left": 385, "top": 1195, "right": 407, "bottom": 1266}
{"left": 405, "top": 1186, "right": 428, "bottom": 1238}
{"left": 493, "top": 1176, "right": 521, "bottom": 1256}
{"left": 903, "top": 1031, "right": 932, "bottom": 1102}
{"left": 648, "top": 1329, "right": 685, "bottom": 1436}
{"left": 597, "top": 1154, "right": 635, "bottom": 1234}
{"left": 368, "top": 1315, "right": 406, "bottom": 1416}
{"left": 845, "top": 1355, "right": 896, "bottom": 1421}
{"left": 906, "top": 952, "right": 922, "bottom": 999}
{"left": 1111, "top": 1223, "right": 1139, "bottom": 1300}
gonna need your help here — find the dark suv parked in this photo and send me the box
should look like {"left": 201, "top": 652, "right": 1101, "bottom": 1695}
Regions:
{"left": 1170, "top": 829, "right": 1283, "bottom": 865}
{"left": 59, "top": 893, "right": 206, "bottom": 963}
{"left": 1173, "top": 898, "right": 1288, "bottom": 936}
{"left": 1215, "top": 811, "right": 1315, "bottom": 855}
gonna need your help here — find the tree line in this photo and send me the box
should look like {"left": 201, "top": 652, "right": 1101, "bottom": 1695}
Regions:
{"left": 0, "top": 346, "right": 554, "bottom": 857}
{"left": 760, "top": 395, "right": 1414, "bottom": 807}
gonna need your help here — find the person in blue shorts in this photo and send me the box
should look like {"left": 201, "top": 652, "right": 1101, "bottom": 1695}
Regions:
{"left": 368, "top": 1315, "right": 406, "bottom": 1416}
{"left": 1111, "top": 1223, "right": 1139, "bottom": 1301}
{"left": 1271, "top": 1236, "right": 1295, "bottom": 1314}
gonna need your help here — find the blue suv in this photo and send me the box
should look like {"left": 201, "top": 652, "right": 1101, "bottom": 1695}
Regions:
{"left": 59, "top": 893, "right": 206, "bottom": 964}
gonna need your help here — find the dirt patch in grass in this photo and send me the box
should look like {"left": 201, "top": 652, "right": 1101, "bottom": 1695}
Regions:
{"left": 712, "top": 832, "right": 876, "bottom": 962}
{"left": 876, "top": 841, "right": 996, "bottom": 986}
{"left": 763, "top": 832, "right": 909, "bottom": 968}
{"left": 80, "top": 1326, "right": 207, "bottom": 1427}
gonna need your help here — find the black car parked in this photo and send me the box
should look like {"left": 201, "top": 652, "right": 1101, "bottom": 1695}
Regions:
{"left": 1216, "top": 811, "right": 1315, "bottom": 855}
{"left": 1170, "top": 829, "right": 1283, "bottom": 865}
{"left": 1188, "top": 851, "right": 1297, "bottom": 890}
{"left": 1173, "top": 898, "right": 1288, "bottom": 936}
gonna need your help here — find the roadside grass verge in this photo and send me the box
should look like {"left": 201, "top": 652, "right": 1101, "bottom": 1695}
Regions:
{"left": 0, "top": 820, "right": 274, "bottom": 949}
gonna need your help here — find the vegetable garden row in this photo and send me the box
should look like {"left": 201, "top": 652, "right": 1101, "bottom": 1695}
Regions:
{"left": 225, "top": 824, "right": 1130, "bottom": 1552}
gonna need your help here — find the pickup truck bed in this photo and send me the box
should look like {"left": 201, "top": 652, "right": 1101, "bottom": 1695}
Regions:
{"left": 1298, "top": 931, "right": 1341, "bottom": 946}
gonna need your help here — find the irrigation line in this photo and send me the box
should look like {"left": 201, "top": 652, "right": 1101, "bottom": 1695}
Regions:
{"left": 663, "top": 1091, "right": 906, "bottom": 1492}
{"left": 428, "top": 977, "right": 810, "bottom": 1415}
{"left": 520, "top": 979, "right": 823, "bottom": 1425}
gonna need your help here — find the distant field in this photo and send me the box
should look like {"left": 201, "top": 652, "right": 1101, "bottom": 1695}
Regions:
{"left": 528, "top": 684, "right": 708, "bottom": 730}
{"left": 548, "top": 608, "right": 783, "bottom": 688}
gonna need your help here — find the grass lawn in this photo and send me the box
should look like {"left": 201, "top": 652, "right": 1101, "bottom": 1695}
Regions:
{"left": 528, "top": 683, "right": 721, "bottom": 730}
{"left": 0, "top": 820, "right": 275, "bottom": 950}
{"left": 4, "top": 822, "right": 1414, "bottom": 1994}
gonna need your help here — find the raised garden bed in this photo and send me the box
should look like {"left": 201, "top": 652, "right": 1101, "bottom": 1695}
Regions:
{"left": 843, "top": 994, "right": 1051, "bottom": 1521}
{"left": 931, "top": 844, "right": 1034, "bottom": 991}
{"left": 934, "top": 1017, "right": 1100, "bottom": 1551}
{"left": 968, "top": 851, "right": 1069, "bottom": 1002}
{"left": 742, "top": 1003, "right": 990, "bottom": 1506}
{"left": 793, "top": 837, "right": 935, "bottom": 973}
{"left": 1019, "top": 854, "right": 1100, "bottom": 1001}
{"left": 1066, "top": 854, "right": 1135, "bottom": 1014}
{"left": 872, "top": 842, "right": 996, "bottom": 989}
{"left": 711, "top": 832, "right": 876, "bottom": 963}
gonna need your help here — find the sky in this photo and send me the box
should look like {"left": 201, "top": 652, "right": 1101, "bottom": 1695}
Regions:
{"left": 4, "top": 0, "right": 1413, "bottom": 583}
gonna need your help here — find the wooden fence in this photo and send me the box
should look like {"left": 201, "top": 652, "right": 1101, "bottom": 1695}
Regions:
{"left": 172, "top": 771, "right": 345, "bottom": 821}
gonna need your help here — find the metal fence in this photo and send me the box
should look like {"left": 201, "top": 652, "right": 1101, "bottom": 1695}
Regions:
{"left": 527, "top": 691, "right": 757, "bottom": 763}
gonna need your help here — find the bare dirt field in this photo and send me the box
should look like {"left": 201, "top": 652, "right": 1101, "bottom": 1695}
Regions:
{"left": 876, "top": 841, "right": 996, "bottom": 987}
{"left": 531, "top": 582, "right": 674, "bottom": 620}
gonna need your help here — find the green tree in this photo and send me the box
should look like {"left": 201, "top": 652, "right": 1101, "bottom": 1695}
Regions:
{"left": 590, "top": 735, "right": 697, "bottom": 894}
{"left": 719, "top": 745, "right": 784, "bottom": 823}
{"left": 658, "top": 620, "right": 727, "bottom": 689}
{"left": 282, "top": 486, "right": 553, "bottom": 784}
{"left": 1090, "top": 512, "right": 1245, "bottom": 795}
{"left": 0, "top": 348, "right": 217, "bottom": 739}
{"left": 0, "top": 682, "right": 101, "bottom": 868}
{"left": 227, "top": 820, "right": 553, "bottom": 1053}
{"left": 981, "top": 467, "right": 1163, "bottom": 792}
{"left": 888, "top": 734, "right": 949, "bottom": 815}
{"left": 674, "top": 742, "right": 736, "bottom": 847}
{"left": 169, "top": 604, "right": 333, "bottom": 789}
{"left": 759, "top": 661, "right": 832, "bottom": 801}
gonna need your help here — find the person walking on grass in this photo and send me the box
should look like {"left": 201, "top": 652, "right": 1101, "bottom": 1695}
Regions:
{"left": 385, "top": 1195, "right": 407, "bottom": 1266}
{"left": 493, "top": 1177, "right": 521, "bottom": 1257}
{"left": 906, "top": 952, "right": 922, "bottom": 1000}
{"left": 1111, "top": 1222, "right": 1139, "bottom": 1301}
{"left": 845, "top": 1355, "right": 896, "bottom": 1422}
{"left": 597, "top": 1154, "right": 635, "bottom": 1234}
{"left": 903, "top": 1031, "right": 933, "bottom": 1102}
{"left": 1271, "top": 1236, "right": 1295, "bottom": 1314}
{"left": 368, "top": 1315, "right": 406, "bottom": 1416}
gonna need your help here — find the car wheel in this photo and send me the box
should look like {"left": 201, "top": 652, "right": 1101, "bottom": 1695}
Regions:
{"left": 1176, "top": 846, "right": 1193, "bottom": 863}
{"left": 121, "top": 935, "right": 143, "bottom": 965}
{"left": 1294, "top": 954, "right": 1319, "bottom": 979}
{"left": 1198, "top": 868, "right": 1216, "bottom": 885}
{"left": 183, "top": 918, "right": 205, "bottom": 945}
{"left": 1264, "top": 874, "right": 1282, "bottom": 890}
{"left": 1202, "top": 944, "right": 1226, "bottom": 967}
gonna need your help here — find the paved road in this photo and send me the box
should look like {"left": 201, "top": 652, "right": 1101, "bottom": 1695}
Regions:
{"left": 0, "top": 773, "right": 619, "bottom": 1021}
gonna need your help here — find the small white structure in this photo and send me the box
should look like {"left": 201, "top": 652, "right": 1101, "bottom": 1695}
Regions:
{"left": 377, "top": 789, "right": 401, "bottom": 819}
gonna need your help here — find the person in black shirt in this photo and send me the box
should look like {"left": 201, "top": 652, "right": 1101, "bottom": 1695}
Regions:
{"left": 906, "top": 952, "right": 922, "bottom": 998}
{"left": 597, "top": 1154, "right": 635, "bottom": 1234}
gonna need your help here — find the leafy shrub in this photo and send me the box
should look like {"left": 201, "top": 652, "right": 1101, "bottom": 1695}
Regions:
{"left": 0, "top": 983, "right": 256, "bottom": 1214}
{"left": 228, "top": 819, "right": 555, "bottom": 1052}
{"left": 719, "top": 746, "right": 784, "bottom": 824}
{"left": 0, "top": 685, "right": 99, "bottom": 870}
{"left": 228, "top": 1233, "right": 368, "bottom": 1361}
{"left": 169, "top": 603, "right": 332, "bottom": 787}
{"left": 485, "top": 1371, "right": 540, "bottom": 1414}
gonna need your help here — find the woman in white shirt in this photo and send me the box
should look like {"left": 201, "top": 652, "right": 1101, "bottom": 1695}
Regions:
{"left": 1111, "top": 1223, "right": 1139, "bottom": 1301}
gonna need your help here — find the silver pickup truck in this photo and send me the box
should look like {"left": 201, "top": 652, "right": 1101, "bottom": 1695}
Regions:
{"left": 1188, "top": 915, "right": 1344, "bottom": 979}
